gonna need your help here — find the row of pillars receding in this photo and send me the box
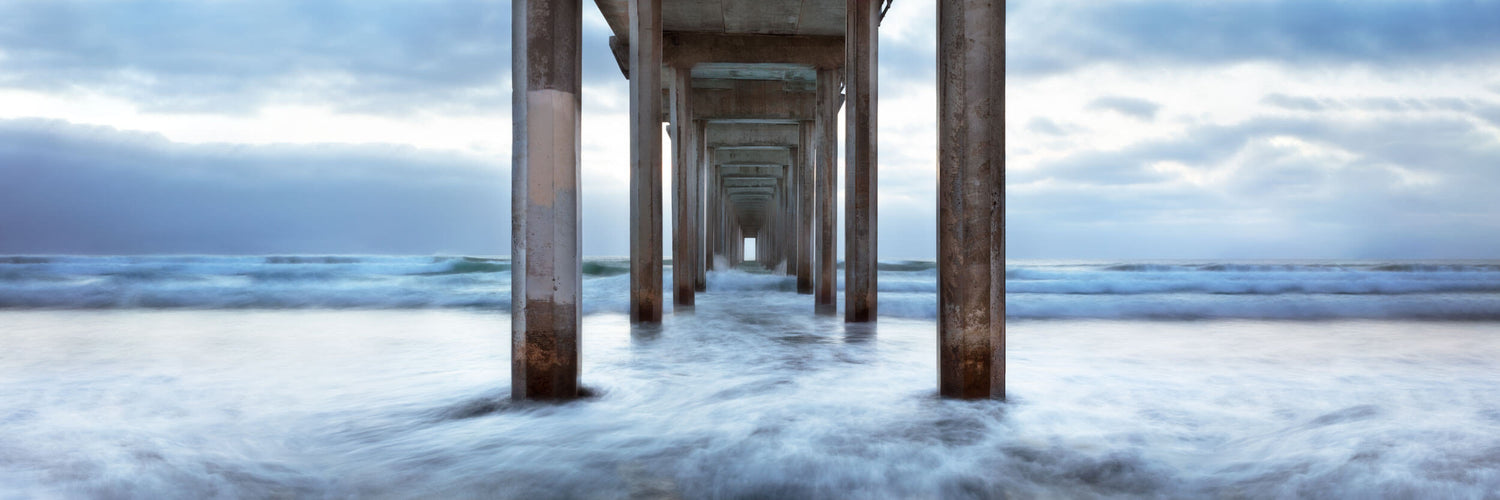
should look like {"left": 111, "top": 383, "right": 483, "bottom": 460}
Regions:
{"left": 512, "top": 0, "right": 1004, "bottom": 400}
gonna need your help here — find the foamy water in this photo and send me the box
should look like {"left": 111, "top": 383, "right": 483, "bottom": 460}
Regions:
{"left": 5, "top": 256, "right": 1500, "bottom": 320}
{"left": 3, "top": 257, "right": 1500, "bottom": 498}
{"left": 3, "top": 309, "right": 1499, "bottom": 498}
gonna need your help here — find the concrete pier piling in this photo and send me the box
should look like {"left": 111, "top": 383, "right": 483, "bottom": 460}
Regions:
{"left": 844, "top": 0, "right": 878, "bottom": 323}
{"left": 511, "top": 0, "right": 582, "bottom": 399}
{"left": 509, "top": 0, "right": 1008, "bottom": 400}
{"left": 938, "top": 0, "right": 1005, "bottom": 399}
{"left": 694, "top": 119, "right": 708, "bottom": 292}
{"left": 796, "top": 122, "right": 814, "bottom": 294}
{"left": 670, "top": 66, "right": 695, "bottom": 307}
{"left": 628, "top": 0, "right": 663, "bottom": 323}
{"left": 813, "top": 68, "right": 840, "bottom": 314}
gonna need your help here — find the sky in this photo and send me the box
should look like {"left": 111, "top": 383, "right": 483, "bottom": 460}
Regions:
{"left": 1, "top": 0, "right": 1499, "bottom": 259}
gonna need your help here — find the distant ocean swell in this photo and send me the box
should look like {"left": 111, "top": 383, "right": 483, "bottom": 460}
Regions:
{"left": 3, "top": 256, "right": 1500, "bottom": 320}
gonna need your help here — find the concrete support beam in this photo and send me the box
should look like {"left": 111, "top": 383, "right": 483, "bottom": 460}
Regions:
{"left": 606, "top": 32, "right": 844, "bottom": 78}
{"left": 694, "top": 119, "right": 709, "bottom": 292}
{"left": 706, "top": 163, "right": 718, "bottom": 271}
{"left": 708, "top": 152, "right": 722, "bottom": 271}
{"left": 670, "top": 67, "right": 696, "bottom": 308}
{"left": 714, "top": 148, "right": 793, "bottom": 166}
{"left": 786, "top": 165, "right": 798, "bottom": 270}
{"left": 629, "top": 0, "right": 663, "bottom": 323}
{"left": 722, "top": 181, "right": 730, "bottom": 267}
{"left": 844, "top": 0, "right": 878, "bottom": 323}
{"left": 938, "top": 0, "right": 1005, "bottom": 399}
{"left": 511, "top": 0, "right": 582, "bottom": 400}
{"left": 694, "top": 81, "right": 816, "bottom": 121}
{"left": 733, "top": 225, "right": 742, "bottom": 265}
{"left": 796, "top": 122, "right": 814, "bottom": 294}
{"left": 666, "top": 33, "right": 843, "bottom": 68}
{"left": 813, "top": 68, "right": 839, "bottom": 314}
{"left": 705, "top": 122, "right": 801, "bottom": 148}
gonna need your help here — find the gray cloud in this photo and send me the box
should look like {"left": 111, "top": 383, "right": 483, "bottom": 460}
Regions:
{"left": 1009, "top": 0, "right": 1500, "bottom": 76}
{"left": 1263, "top": 93, "right": 1487, "bottom": 114}
{"left": 1087, "top": 96, "right": 1160, "bottom": 121}
{"left": 0, "top": 0, "right": 512, "bottom": 115}
{"left": 1027, "top": 117, "right": 1070, "bottom": 136}
{"left": 0, "top": 119, "right": 510, "bottom": 254}
{"left": 1008, "top": 110, "right": 1500, "bottom": 258}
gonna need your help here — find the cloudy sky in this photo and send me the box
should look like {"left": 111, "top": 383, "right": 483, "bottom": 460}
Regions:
{"left": 2, "top": 0, "right": 1499, "bottom": 259}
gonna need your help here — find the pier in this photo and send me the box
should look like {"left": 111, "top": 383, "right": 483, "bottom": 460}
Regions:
{"left": 511, "top": 0, "right": 1004, "bottom": 400}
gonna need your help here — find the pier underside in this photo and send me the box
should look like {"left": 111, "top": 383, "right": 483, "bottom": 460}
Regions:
{"left": 511, "top": 0, "right": 1004, "bottom": 400}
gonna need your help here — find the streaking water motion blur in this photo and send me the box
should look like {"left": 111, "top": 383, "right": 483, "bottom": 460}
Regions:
{"left": 2, "top": 256, "right": 1499, "bottom": 498}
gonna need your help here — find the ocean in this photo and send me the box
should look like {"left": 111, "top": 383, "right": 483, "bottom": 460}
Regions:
{"left": 2, "top": 256, "right": 1499, "bottom": 498}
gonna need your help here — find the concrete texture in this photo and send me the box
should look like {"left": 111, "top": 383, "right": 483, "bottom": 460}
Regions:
{"left": 813, "top": 68, "right": 839, "bottom": 314}
{"left": 937, "top": 0, "right": 1005, "bottom": 400}
{"left": 595, "top": 0, "right": 845, "bottom": 37}
{"left": 844, "top": 0, "right": 877, "bottom": 323}
{"left": 511, "top": 0, "right": 582, "bottom": 400}
{"left": 797, "top": 121, "right": 814, "bottom": 294}
{"left": 629, "top": 0, "right": 663, "bottom": 323}
{"left": 695, "top": 119, "right": 709, "bottom": 292}
{"left": 671, "top": 66, "right": 696, "bottom": 307}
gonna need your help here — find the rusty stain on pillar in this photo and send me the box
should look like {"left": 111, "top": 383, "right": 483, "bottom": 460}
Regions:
{"left": 628, "top": 0, "right": 662, "bottom": 323}
{"left": 813, "top": 68, "right": 839, "bottom": 314}
{"left": 511, "top": 0, "right": 581, "bottom": 400}
{"left": 938, "top": 0, "right": 1005, "bottom": 400}
{"left": 670, "top": 66, "right": 695, "bottom": 307}
{"left": 844, "top": 0, "right": 878, "bottom": 323}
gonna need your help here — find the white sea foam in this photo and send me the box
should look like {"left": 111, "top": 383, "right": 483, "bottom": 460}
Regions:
{"left": 2, "top": 310, "right": 1498, "bottom": 498}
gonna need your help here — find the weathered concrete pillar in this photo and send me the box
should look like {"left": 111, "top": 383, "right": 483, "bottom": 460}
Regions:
{"left": 511, "top": 0, "right": 581, "bottom": 400}
{"left": 706, "top": 161, "right": 718, "bottom": 271}
{"left": 791, "top": 168, "right": 800, "bottom": 273}
{"left": 845, "top": 0, "right": 878, "bottom": 322}
{"left": 796, "top": 123, "right": 814, "bottom": 294}
{"left": 938, "top": 0, "right": 1005, "bottom": 400}
{"left": 629, "top": 0, "right": 662, "bottom": 323}
{"left": 712, "top": 179, "right": 720, "bottom": 268}
{"left": 774, "top": 177, "right": 785, "bottom": 270}
{"left": 694, "top": 120, "right": 708, "bottom": 292}
{"left": 785, "top": 157, "right": 799, "bottom": 278}
{"left": 760, "top": 208, "right": 769, "bottom": 268}
{"left": 814, "top": 68, "right": 840, "bottom": 314}
{"left": 732, "top": 225, "right": 740, "bottom": 265}
{"left": 789, "top": 165, "right": 799, "bottom": 277}
{"left": 711, "top": 161, "right": 723, "bottom": 269}
{"left": 670, "top": 67, "right": 695, "bottom": 307}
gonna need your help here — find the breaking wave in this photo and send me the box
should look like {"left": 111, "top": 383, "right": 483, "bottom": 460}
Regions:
{"left": 2, "top": 256, "right": 1499, "bottom": 319}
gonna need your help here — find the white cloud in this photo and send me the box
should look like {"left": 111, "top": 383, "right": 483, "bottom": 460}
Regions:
{"left": 3, "top": 0, "right": 1500, "bottom": 258}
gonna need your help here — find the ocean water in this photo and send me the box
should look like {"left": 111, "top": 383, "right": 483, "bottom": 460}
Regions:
{"left": 5, "top": 255, "right": 1500, "bottom": 320}
{"left": 2, "top": 256, "right": 1500, "bottom": 498}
